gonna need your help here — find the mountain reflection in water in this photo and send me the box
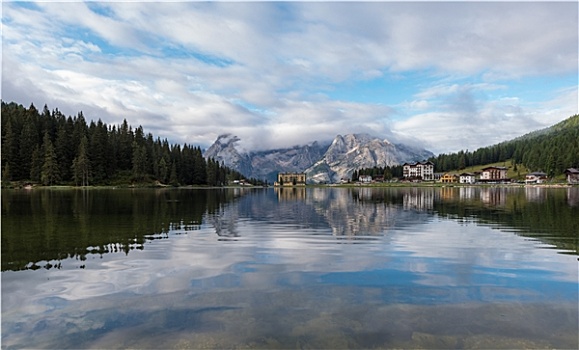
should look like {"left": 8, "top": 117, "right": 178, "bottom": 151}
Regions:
{"left": 1, "top": 187, "right": 578, "bottom": 349}
{"left": 1, "top": 187, "right": 577, "bottom": 271}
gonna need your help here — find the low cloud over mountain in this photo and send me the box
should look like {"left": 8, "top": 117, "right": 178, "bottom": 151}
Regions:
{"left": 204, "top": 133, "right": 433, "bottom": 184}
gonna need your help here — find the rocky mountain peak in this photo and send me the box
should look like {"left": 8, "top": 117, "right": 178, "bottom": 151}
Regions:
{"left": 305, "top": 133, "right": 432, "bottom": 183}
{"left": 204, "top": 134, "right": 252, "bottom": 175}
{"left": 204, "top": 133, "right": 432, "bottom": 184}
{"left": 215, "top": 133, "right": 240, "bottom": 146}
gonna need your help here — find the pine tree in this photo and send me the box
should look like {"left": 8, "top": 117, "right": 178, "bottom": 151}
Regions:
{"left": 89, "top": 120, "right": 109, "bottom": 183}
{"left": 170, "top": 144, "right": 182, "bottom": 184}
{"left": 2, "top": 163, "right": 12, "bottom": 186}
{"left": 458, "top": 151, "right": 466, "bottom": 170}
{"left": 55, "top": 117, "right": 73, "bottom": 181}
{"left": 179, "top": 144, "right": 194, "bottom": 184}
{"left": 145, "top": 133, "right": 156, "bottom": 177}
{"left": 72, "top": 136, "right": 91, "bottom": 186}
{"left": 384, "top": 167, "right": 392, "bottom": 180}
{"left": 118, "top": 119, "right": 133, "bottom": 171}
{"left": 169, "top": 161, "right": 179, "bottom": 186}
{"left": 158, "top": 156, "right": 169, "bottom": 184}
{"left": 1, "top": 116, "right": 17, "bottom": 182}
{"left": 30, "top": 145, "right": 43, "bottom": 182}
{"left": 41, "top": 132, "right": 60, "bottom": 185}
{"left": 132, "top": 141, "right": 147, "bottom": 182}
{"left": 192, "top": 146, "right": 207, "bottom": 185}
{"left": 18, "top": 114, "right": 37, "bottom": 180}
{"left": 206, "top": 158, "right": 217, "bottom": 186}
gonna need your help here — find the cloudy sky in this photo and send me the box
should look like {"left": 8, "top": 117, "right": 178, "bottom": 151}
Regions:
{"left": 2, "top": 1, "right": 577, "bottom": 154}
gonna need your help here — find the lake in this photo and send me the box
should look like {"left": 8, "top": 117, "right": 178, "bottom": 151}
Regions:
{"left": 1, "top": 186, "right": 578, "bottom": 349}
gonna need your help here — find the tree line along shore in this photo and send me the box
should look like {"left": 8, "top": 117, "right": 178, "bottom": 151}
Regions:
{"left": 2, "top": 101, "right": 577, "bottom": 189}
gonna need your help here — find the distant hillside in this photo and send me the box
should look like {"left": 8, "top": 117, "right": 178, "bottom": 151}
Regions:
{"left": 512, "top": 114, "right": 579, "bottom": 141}
{"left": 448, "top": 161, "right": 531, "bottom": 181}
{"left": 429, "top": 114, "right": 579, "bottom": 176}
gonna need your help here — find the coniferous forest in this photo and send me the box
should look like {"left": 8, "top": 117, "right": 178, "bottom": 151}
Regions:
{"left": 352, "top": 115, "right": 578, "bottom": 181}
{"left": 356, "top": 114, "right": 579, "bottom": 179}
{"left": 427, "top": 114, "right": 579, "bottom": 176}
{"left": 2, "top": 101, "right": 578, "bottom": 186}
{"left": 1, "top": 101, "right": 263, "bottom": 187}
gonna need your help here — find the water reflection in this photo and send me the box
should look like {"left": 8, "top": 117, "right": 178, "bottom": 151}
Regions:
{"left": 208, "top": 204, "right": 241, "bottom": 239}
{"left": 1, "top": 187, "right": 578, "bottom": 272}
{"left": 1, "top": 188, "right": 244, "bottom": 271}
{"left": 403, "top": 187, "right": 434, "bottom": 210}
{"left": 2, "top": 187, "right": 578, "bottom": 349}
{"left": 275, "top": 186, "right": 307, "bottom": 201}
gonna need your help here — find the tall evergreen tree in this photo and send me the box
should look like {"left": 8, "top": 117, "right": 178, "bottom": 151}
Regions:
{"left": 132, "top": 141, "right": 147, "bottom": 182}
{"left": 30, "top": 145, "right": 43, "bottom": 182}
{"left": 72, "top": 136, "right": 91, "bottom": 186}
{"left": 169, "top": 161, "right": 179, "bottom": 186}
{"left": 192, "top": 146, "right": 207, "bottom": 184}
{"left": 89, "top": 120, "right": 109, "bottom": 183}
{"left": 41, "top": 132, "right": 60, "bottom": 186}
{"left": 55, "top": 120, "right": 73, "bottom": 181}
{"left": 1, "top": 116, "right": 17, "bottom": 181}
{"left": 118, "top": 119, "right": 133, "bottom": 171}
{"left": 18, "top": 113, "right": 37, "bottom": 180}
{"left": 145, "top": 133, "right": 156, "bottom": 178}
{"left": 206, "top": 158, "right": 217, "bottom": 186}
{"left": 158, "top": 156, "right": 169, "bottom": 184}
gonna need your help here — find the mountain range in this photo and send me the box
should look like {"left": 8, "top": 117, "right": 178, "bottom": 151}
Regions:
{"left": 204, "top": 133, "right": 434, "bottom": 184}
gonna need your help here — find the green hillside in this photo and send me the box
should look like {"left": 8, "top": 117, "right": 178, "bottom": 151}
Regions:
{"left": 429, "top": 114, "right": 579, "bottom": 177}
{"left": 445, "top": 160, "right": 530, "bottom": 180}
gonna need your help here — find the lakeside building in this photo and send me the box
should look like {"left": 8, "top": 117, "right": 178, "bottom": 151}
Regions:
{"left": 402, "top": 161, "right": 434, "bottom": 181}
{"left": 274, "top": 172, "right": 306, "bottom": 186}
{"left": 525, "top": 172, "right": 548, "bottom": 184}
{"left": 564, "top": 168, "right": 579, "bottom": 184}
{"left": 440, "top": 173, "right": 458, "bottom": 183}
{"left": 459, "top": 173, "right": 477, "bottom": 184}
{"left": 480, "top": 166, "right": 509, "bottom": 183}
{"left": 358, "top": 175, "right": 372, "bottom": 184}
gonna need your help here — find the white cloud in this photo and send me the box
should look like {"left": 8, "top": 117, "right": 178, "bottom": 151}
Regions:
{"left": 2, "top": 1, "right": 577, "bottom": 153}
{"left": 415, "top": 83, "right": 504, "bottom": 101}
{"left": 407, "top": 100, "right": 429, "bottom": 111}
{"left": 392, "top": 84, "right": 577, "bottom": 154}
{"left": 538, "top": 86, "right": 579, "bottom": 124}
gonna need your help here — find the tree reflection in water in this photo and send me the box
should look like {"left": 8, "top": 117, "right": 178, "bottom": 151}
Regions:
{"left": 2, "top": 187, "right": 577, "bottom": 272}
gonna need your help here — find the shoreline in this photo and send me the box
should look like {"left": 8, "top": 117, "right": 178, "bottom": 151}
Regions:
{"left": 3, "top": 182, "right": 575, "bottom": 190}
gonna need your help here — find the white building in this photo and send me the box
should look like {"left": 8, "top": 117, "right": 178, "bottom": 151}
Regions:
{"left": 480, "top": 166, "right": 508, "bottom": 182}
{"left": 459, "top": 173, "right": 476, "bottom": 184}
{"left": 564, "top": 168, "right": 579, "bottom": 184}
{"left": 359, "top": 175, "right": 372, "bottom": 183}
{"left": 402, "top": 161, "right": 434, "bottom": 181}
{"left": 525, "top": 172, "right": 547, "bottom": 184}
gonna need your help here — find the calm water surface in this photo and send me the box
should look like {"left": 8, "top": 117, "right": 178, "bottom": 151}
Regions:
{"left": 2, "top": 187, "right": 578, "bottom": 349}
